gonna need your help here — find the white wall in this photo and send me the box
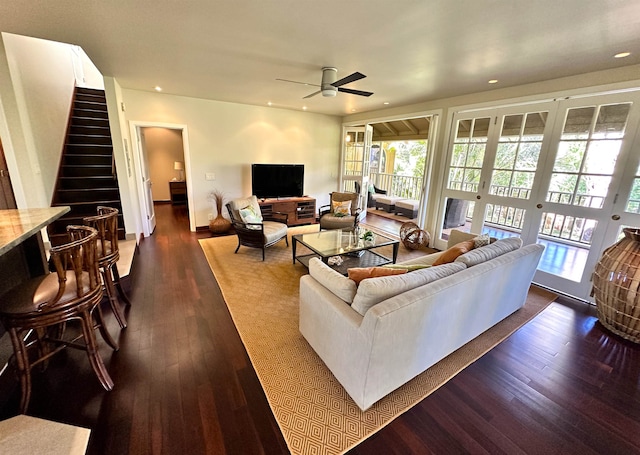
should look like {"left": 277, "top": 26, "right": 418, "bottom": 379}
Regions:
{"left": 79, "top": 47, "right": 105, "bottom": 90}
{"left": 120, "top": 89, "right": 342, "bottom": 228}
{"left": 2, "top": 33, "right": 76, "bottom": 202}
{"left": 104, "top": 76, "right": 142, "bottom": 240}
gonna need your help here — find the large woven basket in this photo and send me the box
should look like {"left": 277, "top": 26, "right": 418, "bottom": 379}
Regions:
{"left": 399, "top": 221, "right": 430, "bottom": 250}
{"left": 592, "top": 228, "right": 640, "bottom": 343}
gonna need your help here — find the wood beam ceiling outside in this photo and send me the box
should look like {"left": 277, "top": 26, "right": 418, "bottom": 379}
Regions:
{"left": 382, "top": 122, "right": 398, "bottom": 135}
{"left": 402, "top": 119, "right": 419, "bottom": 134}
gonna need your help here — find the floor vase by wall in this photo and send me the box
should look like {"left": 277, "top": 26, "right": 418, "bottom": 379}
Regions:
{"left": 592, "top": 228, "right": 640, "bottom": 343}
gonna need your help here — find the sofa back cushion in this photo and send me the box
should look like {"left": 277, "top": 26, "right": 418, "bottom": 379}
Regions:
{"left": 351, "top": 262, "right": 466, "bottom": 316}
{"left": 229, "top": 195, "right": 262, "bottom": 222}
{"left": 455, "top": 236, "right": 523, "bottom": 267}
{"left": 309, "top": 258, "right": 357, "bottom": 303}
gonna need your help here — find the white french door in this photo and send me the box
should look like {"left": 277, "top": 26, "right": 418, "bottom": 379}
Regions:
{"left": 440, "top": 90, "right": 640, "bottom": 300}
{"left": 341, "top": 125, "right": 372, "bottom": 211}
{"left": 534, "top": 93, "right": 640, "bottom": 298}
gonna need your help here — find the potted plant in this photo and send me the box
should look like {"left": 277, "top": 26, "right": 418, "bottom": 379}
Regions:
{"left": 360, "top": 229, "right": 375, "bottom": 246}
{"left": 208, "top": 190, "right": 232, "bottom": 235}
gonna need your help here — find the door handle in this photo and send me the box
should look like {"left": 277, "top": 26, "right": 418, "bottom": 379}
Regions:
{"left": 612, "top": 214, "right": 621, "bottom": 221}
{"left": 536, "top": 203, "right": 543, "bottom": 209}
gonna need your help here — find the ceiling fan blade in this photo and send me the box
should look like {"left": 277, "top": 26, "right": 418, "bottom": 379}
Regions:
{"left": 332, "top": 71, "right": 366, "bottom": 87}
{"left": 337, "top": 87, "right": 374, "bottom": 97}
{"left": 276, "top": 78, "right": 320, "bottom": 87}
{"left": 303, "top": 90, "right": 321, "bottom": 99}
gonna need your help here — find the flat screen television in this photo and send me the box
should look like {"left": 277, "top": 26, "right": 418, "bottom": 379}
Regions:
{"left": 251, "top": 164, "right": 304, "bottom": 199}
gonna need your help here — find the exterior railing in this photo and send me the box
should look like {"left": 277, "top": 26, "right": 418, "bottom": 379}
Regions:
{"left": 545, "top": 190, "right": 603, "bottom": 208}
{"left": 374, "top": 178, "right": 600, "bottom": 246}
{"left": 448, "top": 183, "right": 596, "bottom": 247}
{"left": 450, "top": 182, "right": 604, "bottom": 208}
{"left": 370, "top": 172, "right": 422, "bottom": 200}
{"left": 490, "top": 184, "right": 531, "bottom": 199}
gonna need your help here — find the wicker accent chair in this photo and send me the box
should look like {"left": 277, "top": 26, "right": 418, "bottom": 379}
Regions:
{"left": 226, "top": 196, "right": 289, "bottom": 261}
{"left": 83, "top": 206, "right": 131, "bottom": 329}
{"left": 0, "top": 225, "right": 117, "bottom": 413}
{"left": 443, "top": 198, "right": 469, "bottom": 229}
{"left": 319, "top": 192, "right": 361, "bottom": 230}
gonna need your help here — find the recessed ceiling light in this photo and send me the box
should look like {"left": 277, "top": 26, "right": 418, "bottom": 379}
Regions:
{"left": 383, "top": 102, "right": 390, "bottom": 105}
{"left": 614, "top": 52, "right": 631, "bottom": 58}
{"left": 154, "top": 86, "right": 162, "bottom": 91}
{"left": 351, "top": 109, "right": 357, "bottom": 112}
{"left": 488, "top": 79, "right": 498, "bottom": 84}
{"left": 302, "top": 106, "right": 307, "bottom": 110}
{"left": 267, "top": 101, "right": 272, "bottom": 106}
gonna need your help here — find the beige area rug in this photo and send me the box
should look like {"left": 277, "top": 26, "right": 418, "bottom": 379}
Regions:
{"left": 199, "top": 226, "right": 557, "bottom": 455}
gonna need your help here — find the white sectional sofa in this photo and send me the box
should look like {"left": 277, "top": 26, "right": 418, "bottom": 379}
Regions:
{"left": 299, "top": 231, "right": 545, "bottom": 410}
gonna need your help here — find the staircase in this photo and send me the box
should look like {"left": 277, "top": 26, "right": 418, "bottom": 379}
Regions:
{"left": 47, "top": 87, "right": 125, "bottom": 246}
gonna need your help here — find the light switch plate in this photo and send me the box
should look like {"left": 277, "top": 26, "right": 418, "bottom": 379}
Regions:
{"left": 205, "top": 172, "right": 215, "bottom": 180}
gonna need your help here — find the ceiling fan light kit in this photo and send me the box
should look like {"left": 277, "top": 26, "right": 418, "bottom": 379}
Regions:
{"left": 321, "top": 67, "right": 337, "bottom": 97}
{"left": 321, "top": 88, "right": 337, "bottom": 97}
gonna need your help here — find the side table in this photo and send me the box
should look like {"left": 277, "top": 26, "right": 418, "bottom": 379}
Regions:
{"left": 169, "top": 180, "right": 187, "bottom": 205}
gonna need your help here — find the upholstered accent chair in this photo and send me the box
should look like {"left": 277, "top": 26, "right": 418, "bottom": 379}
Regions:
{"left": 319, "top": 192, "right": 361, "bottom": 230}
{"left": 226, "top": 196, "right": 289, "bottom": 260}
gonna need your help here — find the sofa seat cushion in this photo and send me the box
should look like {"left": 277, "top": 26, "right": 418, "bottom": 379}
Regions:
{"left": 351, "top": 262, "right": 466, "bottom": 316}
{"left": 262, "top": 221, "right": 288, "bottom": 244}
{"left": 320, "top": 214, "right": 357, "bottom": 230}
{"left": 455, "top": 236, "right": 523, "bottom": 267}
{"left": 308, "top": 258, "right": 357, "bottom": 303}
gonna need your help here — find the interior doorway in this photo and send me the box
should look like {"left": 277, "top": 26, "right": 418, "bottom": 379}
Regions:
{"left": 129, "top": 122, "right": 193, "bottom": 235}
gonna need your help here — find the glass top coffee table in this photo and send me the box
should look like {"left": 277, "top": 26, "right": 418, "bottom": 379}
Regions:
{"left": 292, "top": 228, "right": 399, "bottom": 275}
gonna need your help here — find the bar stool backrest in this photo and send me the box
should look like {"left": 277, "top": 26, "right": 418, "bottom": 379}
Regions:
{"left": 83, "top": 206, "right": 120, "bottom": 264}
{"left": 48, "top": 224, "right": 100, "bottom": 307}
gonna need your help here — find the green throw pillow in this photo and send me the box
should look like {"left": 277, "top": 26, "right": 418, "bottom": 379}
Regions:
{"left": 239, "top": 205, "right": 263, "bottom": 229}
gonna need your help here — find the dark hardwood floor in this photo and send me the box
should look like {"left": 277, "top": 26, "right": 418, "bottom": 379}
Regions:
{"left": 1, "top": 204, "right": 639, "bottom": 454}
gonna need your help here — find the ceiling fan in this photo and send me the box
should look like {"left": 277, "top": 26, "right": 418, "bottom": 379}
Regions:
{"left": 277, "top": 67, "right": 373, "bottom": 99}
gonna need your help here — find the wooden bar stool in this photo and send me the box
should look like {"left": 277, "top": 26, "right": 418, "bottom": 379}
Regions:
{"left": 0, "top": 225, "right": 117, "bottom": 413}
{"left": 84, "top": 206, "right": 131, "bottom": 329}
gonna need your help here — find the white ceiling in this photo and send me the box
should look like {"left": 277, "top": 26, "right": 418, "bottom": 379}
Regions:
{"left": 1, "top": 1, "right": 639, "bottom": 117}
